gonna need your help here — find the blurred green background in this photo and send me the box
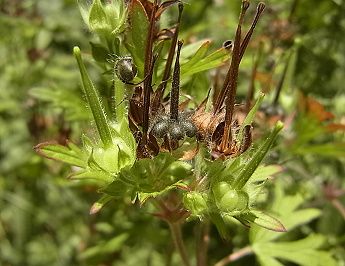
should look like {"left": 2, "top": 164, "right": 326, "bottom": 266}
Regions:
{"left": 0, "top": 0, "right": 344, "bottom": 265}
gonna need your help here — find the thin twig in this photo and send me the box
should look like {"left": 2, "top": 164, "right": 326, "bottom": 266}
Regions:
{"left": 214, "top": 246, "right": 253, "bottom": 266}
{"left": 169, "top": 222, "right": 191, "bottom": 266}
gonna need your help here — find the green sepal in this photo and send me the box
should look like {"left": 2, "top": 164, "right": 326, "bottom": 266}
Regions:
{"left": 102, "top": 153, "right": 192, "bottom": 205}
{"left": 233, "top": 121, "right": 284, "bottom": 189}
{"left": 34, "top": 142, "right": 87, "bottom": 168}
{"left": 235, "top": 210, "right": 286, "bottom": 232}
{"left": 89, "top": 0, "right": 111, "bottom": 35}
{"left": 68, "top": 169, "right": 114, "bottom": 185}
{"left": 90, "top": 194, "right": 115, "bottom": 214}
{"left": 73, "top": 46, "right": 113, "bottom": 148}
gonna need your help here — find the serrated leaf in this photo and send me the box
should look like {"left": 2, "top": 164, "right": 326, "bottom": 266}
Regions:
{"left": 252, "top": 235, "right": 337, "bottom": 266}
{"left": 124, "top": 0, "right": 149, "bottom": 78}
{"left": 250, "top": 182, "right": 322, "bottom": 243}
{"left": 34, "top": 142, "right": 86, "bottom": 168}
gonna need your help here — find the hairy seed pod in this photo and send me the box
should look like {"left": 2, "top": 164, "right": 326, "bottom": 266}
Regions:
{"left": 151, "top": 119, "right": 169, "bottom": 138}
{"left": 212, "top": 182, "right": 238, "bottom": 212}
{"left": 183, "top": 191, "right": 208, "bottom": 215}
{"left": 115, "top": 56, "right": 138, "bottom": 84}
{"left": 180, "top": 119, "right": 197, "bottom": 137}
{"left": 169, "top": 122, "right": 185, "bottom": 140}
{"left": 235, "top": 191, "right": 249, "bottom": 211}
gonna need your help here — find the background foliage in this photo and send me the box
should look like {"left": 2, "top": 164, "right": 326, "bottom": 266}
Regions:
{"left": 0, "top": 0, "right": 344, "bottom": 265}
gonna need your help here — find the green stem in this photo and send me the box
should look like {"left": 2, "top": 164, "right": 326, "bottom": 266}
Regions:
{"left": 169, "top": 222, "right": 191, "bottom": 266}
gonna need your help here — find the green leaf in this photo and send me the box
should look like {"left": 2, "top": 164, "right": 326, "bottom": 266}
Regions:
{"left": 244, "top": 164, "right": 282, "bottom": 205}
{"left": 79, "top": 233, "right": 129, "bottom": 260}
{"left": 248, "top": 165, "right": 282, "bottom": 184}
{"left": 256, "top": 255, "right": 284, "bottom": 266}
{"left": 180, "top": 41, "right": 211, "bottom": 70}
{"left": 34, "top": 142, "right": 86, "bottom": 168}
{"left": 29, "top": 87, "right": 90, "bottom": 121}
{"left": 181, "top": 46, "right": 229, "bottom": 79}
{"left": 252, "top": 235, "right": 337, "bottom": 266}
{"left": 73, "top": 46, "right": 113, "bottom": 148}
{"left": 124, "top": 0, "right": 149, "bottom": 78}
{"left": 233, "top": 121, "right": 284, "bottom": 189}
{"left": 294, "top": 143, "right": 345, "bottom": 157}
{"left": 250, "top": 182, "right": 322, "bottom": 243}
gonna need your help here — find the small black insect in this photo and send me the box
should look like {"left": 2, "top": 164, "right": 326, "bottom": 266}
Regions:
{"left": 114, "top": 56, "right": 138, "bottom": 84}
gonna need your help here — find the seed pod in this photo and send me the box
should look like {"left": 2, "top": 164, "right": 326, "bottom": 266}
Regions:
{"left": 180, "top": 119, "right": 197, "bottom": 138}
{"left": 212, "top": 182, "right": 238, "bottom": 212}
{"left": 115, "top": 56, "right": 138, "bottom": 84}
{"left": 151, "top": 119, "right": 169, "bottom": 138}
{"left": 235, "top": 191, "right": 249, "bottom": 211}
{"left": 169, "top": 122, "right": 185, "bottom": 140}
{"left": 183, "top": 191, "right": 208, "bottom": 215}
